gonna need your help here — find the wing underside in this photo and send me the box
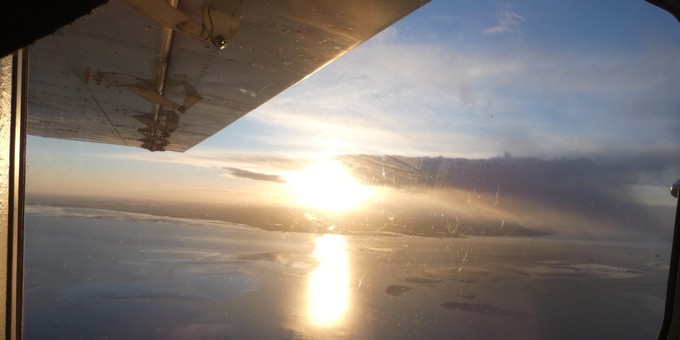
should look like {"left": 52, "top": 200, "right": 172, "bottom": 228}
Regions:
{"left": 27, "top": 0, "right": 429, "bottom": 152}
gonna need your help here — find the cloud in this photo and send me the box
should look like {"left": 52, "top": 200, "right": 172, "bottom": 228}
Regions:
{"left": 483, "top": 8, "right": 525, "bottom": 37}
{"left": 224, "top": 167, "right": 285, "bottom": 183}
{"left": 338, "top": 153, "right": 679, "bottom": 240}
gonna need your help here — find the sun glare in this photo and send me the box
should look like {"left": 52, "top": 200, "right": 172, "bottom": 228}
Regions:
{"left": 286, "top": 159, "right": 373, "bottom": 211}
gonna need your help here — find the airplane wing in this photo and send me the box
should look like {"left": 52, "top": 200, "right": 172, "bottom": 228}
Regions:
{"left": 27, "top": 0, "right": 429, "bottom": 152}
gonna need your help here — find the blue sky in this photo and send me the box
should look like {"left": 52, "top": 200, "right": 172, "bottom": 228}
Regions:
{"left": 27, "top": 0, "right": 680, "bottom": 207}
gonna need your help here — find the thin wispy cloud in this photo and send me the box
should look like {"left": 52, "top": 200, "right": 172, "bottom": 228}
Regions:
{"left": 105, "top": 150, "right": 309, "bottom": 176}
{"left": 483, "top": 8, "right": 526, "bottom": 37}
{"left": 233, "top": 31, "right": 680, "bottom": 159}
{"left": 224, "top": 167, "right": 285, "bottom": 183}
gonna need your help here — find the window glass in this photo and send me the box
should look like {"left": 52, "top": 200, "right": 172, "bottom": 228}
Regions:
{"left": 24, "top": 1, "right": 680, "bottom": 339}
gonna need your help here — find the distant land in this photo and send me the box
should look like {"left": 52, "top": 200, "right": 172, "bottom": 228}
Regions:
{"left": 26, "top": 193, "right": 550, "bottom": 238}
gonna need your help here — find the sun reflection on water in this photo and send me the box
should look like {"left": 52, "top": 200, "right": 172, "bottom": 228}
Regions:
{"left": 308, "top": 234, "right": 350, "bottom": 327}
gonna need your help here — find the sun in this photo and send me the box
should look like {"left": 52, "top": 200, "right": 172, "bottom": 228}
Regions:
{"left": 285, "top": 159, "right": 373, "bottom": 212}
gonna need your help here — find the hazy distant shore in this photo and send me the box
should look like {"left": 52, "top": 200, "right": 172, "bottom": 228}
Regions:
{"left": 26, "top": 194, "right": 552, "bottom": 238}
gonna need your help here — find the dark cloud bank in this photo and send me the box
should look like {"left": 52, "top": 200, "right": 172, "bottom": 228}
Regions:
{"left": 337, "top": 153, "right": 678, "bottom": 240}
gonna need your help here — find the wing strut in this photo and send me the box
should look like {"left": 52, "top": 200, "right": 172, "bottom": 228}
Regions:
{"left": 153, "top": 0, "right": 177, "bottom": 123}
